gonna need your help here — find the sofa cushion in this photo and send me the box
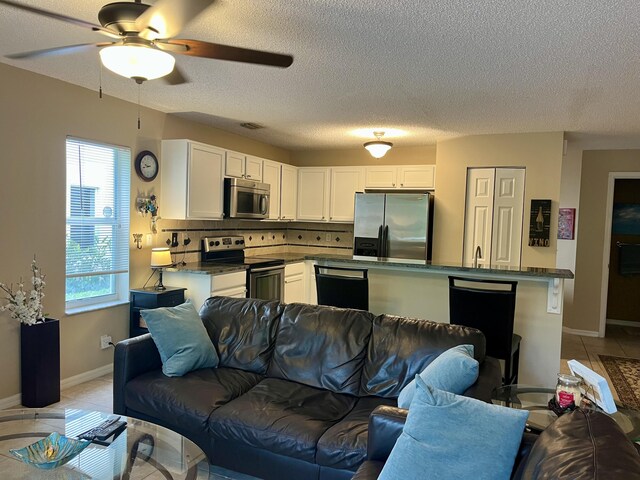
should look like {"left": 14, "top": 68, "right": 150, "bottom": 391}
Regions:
{"left": 208, "top": 378, "right": 358, "bottom": 463}
{"left": 378, "top": 377, "right": 528, "bottom": 480}
{"left": 124, "top": 366, "right": 263, "bottom": 434}
{"left": 514, "top": 409, "right": 640, "bottom": 479}
{"left": 267, "top": 303, "right": 373, "bottom": 395}
{"left": 397, "top": 344, "right": 479, "bottom": 408}
{"left": 360, "top": 314, "right": 486, "bottom": 397}
{"left": 142, "top": 300, "right": 219, "bottom": 377}
{"left": 316, "top": 396, "right": 396, "bottom": 471}
{"left": 200, "top": 296, "right": 283, "bottom": 374}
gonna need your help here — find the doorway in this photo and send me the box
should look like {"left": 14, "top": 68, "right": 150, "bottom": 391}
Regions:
{"left": 600, "top": 173, "right": 640, "bottom": 336}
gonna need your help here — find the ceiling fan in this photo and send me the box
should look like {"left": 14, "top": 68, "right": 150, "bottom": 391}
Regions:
{"left": 0, "top": 0, "right": 294, "bottom": 84}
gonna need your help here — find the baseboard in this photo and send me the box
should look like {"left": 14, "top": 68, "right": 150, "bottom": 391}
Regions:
{"left": 0, "top": 363, "right": 114, "bottom": 410}
{"left": 0, "top": 393, "right": 22, "bottom": 410}
{"left": 606, "top": 319, "right": 640, "bottom": 328}
{"left": 60, "top": 363, "right": 113, "bottom": 390}
{"left": 562, "top": 326, "right": 600, "bottom": 337}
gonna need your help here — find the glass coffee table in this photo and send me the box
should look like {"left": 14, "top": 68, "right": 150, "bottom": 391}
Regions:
{"left": 0, "top": 408, "right": 209, "bottom": 479}
{"left": 492, "top": 385, "right": 640, "bottom": 441}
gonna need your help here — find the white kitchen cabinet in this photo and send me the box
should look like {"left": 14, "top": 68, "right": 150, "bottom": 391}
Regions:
{"left": 297, "top": 167, "right": 330, "bottom": 221}
{"left": 280, "top": 164, "right": 298, "bottom": 220}
{"left": 161, "top": 139, "right": 224, "bottom": 220}
{"left": 329, "top": 167, "right": 365, "bottom": 222}
{"left": 365, "top": 166, "right": 398, "bottom": 188}
{"left": 225, "top": 151, "right": 263, "bottom": 181}
{"left": 398, "top": 165, "right": 435, "bottom": 189}
{"left": 262, "top": 160, "right": 282, "bottom": 220}
{"left": 365, "top": 165, "right": 436, "bottom": 190}
{"left": 284, "top": 262, "right": 306, "bottom": 304}
{"left": 163, "top": 269, "right": 247, "bottom": 310}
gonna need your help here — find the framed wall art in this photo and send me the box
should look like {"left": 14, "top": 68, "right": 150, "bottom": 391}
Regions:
{"left": 529, "top": 199, "right": 552, "bottom": 247}
{"left": 557, "top": 208, "right": 576, "bottom": 240}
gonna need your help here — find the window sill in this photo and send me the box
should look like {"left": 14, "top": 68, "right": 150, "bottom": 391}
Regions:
{"left": 65, "top": 299, "right": 129, "bottom": 316}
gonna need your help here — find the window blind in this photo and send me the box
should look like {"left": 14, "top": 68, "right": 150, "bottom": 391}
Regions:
{"left": 65, "top": 138, "right": 130, "bottom": 301}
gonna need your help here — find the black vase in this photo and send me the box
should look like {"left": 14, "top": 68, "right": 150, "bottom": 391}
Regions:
{"left": 20, "top": 318, "right": 60, "bottom": 407}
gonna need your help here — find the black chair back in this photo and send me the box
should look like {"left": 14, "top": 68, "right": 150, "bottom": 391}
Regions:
{"left": 448, "top": 276, "right": 517, "bottom": 363}
{"left": 314, "top": 265, "right": 369, "bottom": 311}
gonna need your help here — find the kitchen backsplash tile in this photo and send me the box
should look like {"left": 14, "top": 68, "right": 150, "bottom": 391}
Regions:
{"left": 157, "top": 219, "right": 353, "bottom": 261}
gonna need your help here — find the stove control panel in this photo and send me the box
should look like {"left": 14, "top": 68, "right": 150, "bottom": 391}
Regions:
{"left": 202, "top": 236, "right": 245, "bottom": 253}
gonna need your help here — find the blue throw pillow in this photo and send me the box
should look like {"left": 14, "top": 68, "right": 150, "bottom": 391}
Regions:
{"left": 380, "top": 377, "right": 528, "bottom": 480}
{"left": 141, "top": 300, "right": 219, "bottom": 377}
{"left": 397, "top": 344, "right": 479, "bottom": 408}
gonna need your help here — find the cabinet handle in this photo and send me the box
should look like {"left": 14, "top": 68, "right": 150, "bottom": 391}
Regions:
{"left": 246, "top": 174, "right": 251, "bottom": 178}
{"left": 401, "top": 183, "right": 404, "bottom": 187}
{"left": 392, "top": 183, "right": 396, "bottom": 187}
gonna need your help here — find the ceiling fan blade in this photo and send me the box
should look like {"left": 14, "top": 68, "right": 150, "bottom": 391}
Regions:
{"left": 6, "top": 43, "right": 112, "bottom": 60}
{"left": 0, "top": 0, "right": 120, "bottom": 38}
{"left": 135, "top": 0, "right": 215, "bottom": 40}
{"left": 162, "top": 65, "right": 190, "bottom": 85}
{"left": 167, "top": 39, "right": 294, "bottom": 68}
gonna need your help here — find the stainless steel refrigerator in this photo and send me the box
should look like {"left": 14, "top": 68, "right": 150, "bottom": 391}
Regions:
{"left": 353, "top": 192, "right": 434, "bottom": 260}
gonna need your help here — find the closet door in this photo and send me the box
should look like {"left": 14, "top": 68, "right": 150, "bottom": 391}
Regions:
{"left": 463, "top": 168, "right": 495, "bottom": 267}
{"left": 491, "top": 169, "right": 525, "bottom": 268}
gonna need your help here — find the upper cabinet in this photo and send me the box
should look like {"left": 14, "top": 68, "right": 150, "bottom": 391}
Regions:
{"left": 297, "top": 166, "right": 364, "bottom": 222}
{"left": 365, "top": 165, "right": 435, "bottom": 190}
{"left": 225, "top": 151, "right": 263, "bottom": 182}
{"left": 297, "top": 167, "right": 330, "bottom": 221}
{"left": 262, "top": 159, "right": 282, "bottom": 221}
{"left": 280, "top": 164, "right": 298, "bottom": 221}
{"left": 329, "top": 167, "right": 364, "bottom": 222}
{"left": 161, "top": 139, "right": 225, "bottom": 220}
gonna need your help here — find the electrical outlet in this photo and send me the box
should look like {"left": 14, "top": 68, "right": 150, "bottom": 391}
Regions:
{"left": 325, "top": 233, "right": 332, "bottom": 242}
{"left": 171, "top": 232, "right": 179, "bottom": 248}
{"left": 100, "top": 335, "right": 112, "bottom": 350}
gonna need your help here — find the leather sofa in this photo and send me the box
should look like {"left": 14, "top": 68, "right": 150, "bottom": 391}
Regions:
{"left": 352, "top": 407, "right": 640, "bottom": 479}
{"left": 114, "top": 296, "right": 502, "bottom": 480}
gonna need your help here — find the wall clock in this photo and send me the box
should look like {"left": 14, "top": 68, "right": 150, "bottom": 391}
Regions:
{"left": 134, "top": 150, "right": 159, "bottom": 182}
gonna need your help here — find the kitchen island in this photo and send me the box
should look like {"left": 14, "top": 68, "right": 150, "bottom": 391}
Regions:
{"left": 257, "top": 252, "right": 572, "bottom": 388}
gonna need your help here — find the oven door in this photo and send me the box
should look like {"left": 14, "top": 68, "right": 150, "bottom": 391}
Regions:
{"left": 248, "top": 265, "right": 284, "bottom": 301}
{"left": 230, "top": 185, "right": 270, "bottom": 219}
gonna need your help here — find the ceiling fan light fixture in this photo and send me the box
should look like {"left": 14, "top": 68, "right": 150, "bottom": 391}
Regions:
{"left": 99, "top": 44, "right": 175, "bottom": 82}
{"left": 364, "top": 132, "right": 393, "bottom": 158}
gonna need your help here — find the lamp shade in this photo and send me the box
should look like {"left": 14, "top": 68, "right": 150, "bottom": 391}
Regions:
{"left": 99, "top": 44, "right": 175, "bottom": 82}
{"left": 364, "top": 140, "right": 393, "bottom": 159}
{"left": 150, "top": 248, "right": 172, "bottom": 268}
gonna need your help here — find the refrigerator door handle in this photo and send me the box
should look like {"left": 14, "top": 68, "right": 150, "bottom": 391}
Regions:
{"left": 382, "top": 225, "right": 389, "bottom": 257}
{"left": 377, "top": 225, "right": 383, "bottom": 257}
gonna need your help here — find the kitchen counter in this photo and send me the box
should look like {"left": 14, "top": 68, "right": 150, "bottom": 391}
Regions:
{"left": 165, "top": 262, "right": 247, "bottom": 276}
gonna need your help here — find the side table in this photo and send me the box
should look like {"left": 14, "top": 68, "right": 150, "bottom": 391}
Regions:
{"left": 129, "top": 287, "right": 186, "bottom": 337}
{"left": 492, "top": 384, "right": 640, "bottom": 441}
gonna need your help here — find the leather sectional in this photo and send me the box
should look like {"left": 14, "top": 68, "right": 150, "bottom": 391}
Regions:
{"left": 114, "top": 296, "right": 502, "bottom": 480}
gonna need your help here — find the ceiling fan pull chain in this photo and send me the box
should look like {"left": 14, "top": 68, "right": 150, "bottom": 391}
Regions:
{"left": 137, "top": 84, "right": 141, "bottom": 130}
{"left": 99, "top": 62, "right": 103, "bottom": 99}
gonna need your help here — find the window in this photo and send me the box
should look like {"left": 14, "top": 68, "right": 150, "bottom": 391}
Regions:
{"left": 65, "top": 137, "right": 130, "bottom": 310}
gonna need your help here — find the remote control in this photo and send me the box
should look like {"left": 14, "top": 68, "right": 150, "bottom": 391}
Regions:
{"left": 78, "top": 415, "right": 126, "bottom": 441}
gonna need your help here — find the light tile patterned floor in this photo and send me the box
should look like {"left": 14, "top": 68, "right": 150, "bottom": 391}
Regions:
{"left": 560, "top": 324, "right": 640, "bottom": 403}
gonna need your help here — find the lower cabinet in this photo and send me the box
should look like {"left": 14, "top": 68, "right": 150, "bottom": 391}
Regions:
{"left": 284, "top": 262, "right": 306, "bottom": 304}
{"left": 163, "top": 270, "right": 247, "bottom": 309}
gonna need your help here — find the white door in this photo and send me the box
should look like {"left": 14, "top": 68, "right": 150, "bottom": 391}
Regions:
{"left": 330, "top": 167, "right": 365, "bottom": 222}
{"left": 225, "top": 151, "right": 245, "bottom": 178}
{"left": 245, "top": 156, "right": 263, "bottom": 181}
{"left": 365, "top": 166, "right": 397, "bottom": 188}
{"left": 262, "top": 160, "right": 281, "bottom": 220}
{"left": 398, "top": 165, "right": 436, "bottom": 189}
{"left": 463, "top": 168, "right": 495, "bottom": 267}
{"left": 297, "top": 168, "right": 329, "bottom": 221}
{"left": 491, "top": 169, "right": 525, "bottom": 268}
{"left": 280, "top": 164, "right": 298, "bottom": 220}
{"left": 187, "top": 144, "right": 224, "bottom": 219}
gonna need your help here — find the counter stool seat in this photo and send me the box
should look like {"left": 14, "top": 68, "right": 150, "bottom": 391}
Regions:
{"left": 314, "top": 265, "right": 369, "bottom": 311}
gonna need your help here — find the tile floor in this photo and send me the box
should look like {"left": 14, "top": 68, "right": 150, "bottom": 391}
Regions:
{"left": 560, "top": 324, "right": 640, "bottom": 403}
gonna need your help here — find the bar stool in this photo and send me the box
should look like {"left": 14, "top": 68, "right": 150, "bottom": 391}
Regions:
{"left": 448, "top": 276, "right": 521, "bottom": 385}
{"left": 314, "top": 265, "right": 369, "bottom": 311}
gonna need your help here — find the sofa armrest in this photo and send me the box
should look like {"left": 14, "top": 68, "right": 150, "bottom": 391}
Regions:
{"left": 463, "top": 356, "right": 502, "bottom": 402}
{"left": 367, "top": 405, "right": 408, "bottom": 462}
{"left": 113, "top": 334, "right": 161, "bottom": 414}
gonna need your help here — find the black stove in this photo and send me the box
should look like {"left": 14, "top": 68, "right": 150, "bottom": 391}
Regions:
{"left": 201, "top": 236, "right": 285, "bottom": 301}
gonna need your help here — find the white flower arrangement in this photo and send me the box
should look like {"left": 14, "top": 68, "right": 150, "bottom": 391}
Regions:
{"left": 0, "top": 258, "right": 46, "bottom": 326}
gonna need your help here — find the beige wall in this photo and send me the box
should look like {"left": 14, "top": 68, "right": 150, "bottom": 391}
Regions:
{"left": 290, "top": 145, "right": 436, "bottom": 167}
{"left": 0, "top": 63, "right": 289, "bottom": 401}
{"left": 433, "top": 132, "right": 565, "bottom": 267}
{"left": 570, "top": 150, "right": 640, "bottom": 333}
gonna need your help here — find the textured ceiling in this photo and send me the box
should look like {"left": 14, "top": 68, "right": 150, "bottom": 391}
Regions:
{"left": 3, "top": 0, "right": 640, "bottom": 150}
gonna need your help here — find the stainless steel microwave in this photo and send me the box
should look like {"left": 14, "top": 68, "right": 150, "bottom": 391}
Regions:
{"left": 223, "top": 178, "right": 270, "bottom": 219}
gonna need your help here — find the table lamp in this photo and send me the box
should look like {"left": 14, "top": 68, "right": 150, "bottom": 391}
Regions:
{"left": 150, "top": 247, "right": 172, "bottom": 291}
